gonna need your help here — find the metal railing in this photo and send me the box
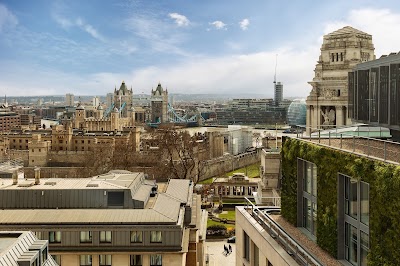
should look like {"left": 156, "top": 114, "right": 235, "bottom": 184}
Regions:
{"left": 254, "top": 196, "right": 281, "bottom": 207}
{"left": 244, "top": 197, "right": 323, "bottom": 266}
{"left": 298, "top": 125, "right": 400, "bottom": 165}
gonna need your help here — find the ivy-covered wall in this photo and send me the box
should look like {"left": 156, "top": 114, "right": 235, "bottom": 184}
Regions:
{"left": 281, "top": 137, "right": 400, "bottom": 265}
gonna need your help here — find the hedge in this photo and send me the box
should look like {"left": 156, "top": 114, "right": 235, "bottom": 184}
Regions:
{"left": 281, "top": 137, "right": 400, "bottom": 265}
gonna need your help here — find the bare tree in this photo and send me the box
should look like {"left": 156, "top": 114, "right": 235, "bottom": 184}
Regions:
{"left": 147, "top": 127, "right": 210, "bottom": 183}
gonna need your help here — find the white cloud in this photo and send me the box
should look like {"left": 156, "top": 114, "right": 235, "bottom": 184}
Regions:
{"left": 124, "top": 16, "right": 190, "bottom": 56}
{"left": 52, "top": 11, "right": 104, "bottom": 41}
{"left": 0, "top": 4, "right": 18, "bottom": 32}
{"left": 75, "top": 17, "right": 105, "bottom": 41}
{"left": 52, "top": 13, "right": 72, "bottom": 29}
{"left": 0, "top": 46, "right": 318, "bottom": 98}
{"left": 323, "top": 8, "right": 400, "bottom": 57}
{"left": 168, "top": 13, "right": 190, "bottom": 27}
{"left": 127, "top": 48, "right": 317, "bottom": 97}
{"left": 239, "top": 18, "right": 249, "bottom": 30}
{"left": 210, "top": 21, "right": 227, "bottom": 30}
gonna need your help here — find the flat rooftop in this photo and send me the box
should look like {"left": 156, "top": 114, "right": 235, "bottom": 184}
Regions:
{"left": 0, "top": 170, "right": 144, "bottom": 190}
{"left": 0, "top": 177, "right": 191, "bottom": 226}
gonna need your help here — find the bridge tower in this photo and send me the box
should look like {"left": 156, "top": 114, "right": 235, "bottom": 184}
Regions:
{"left": 150, "top": 83, "right": 168, "bottom": 123}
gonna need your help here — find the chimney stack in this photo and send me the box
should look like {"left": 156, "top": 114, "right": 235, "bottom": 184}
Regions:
{"left": 34, "top": 167, "right": 41, "bottom": 185}
{"left": 12, "top": 170, "right": 18, "bottom": 185}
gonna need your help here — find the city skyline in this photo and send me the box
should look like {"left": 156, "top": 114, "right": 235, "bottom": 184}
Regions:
{"left": 1, "top": 0, "right": 400, "bottom": 97}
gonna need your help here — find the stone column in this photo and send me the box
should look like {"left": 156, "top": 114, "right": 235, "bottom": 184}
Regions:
{"left": 306, "top": 105, "right": 311, "bottom": 135}
{"left": 313, "top": 105, "right": 320, "bottom": 132}
{"left": 336, "top": 106, "right": 344, "bottom": 127}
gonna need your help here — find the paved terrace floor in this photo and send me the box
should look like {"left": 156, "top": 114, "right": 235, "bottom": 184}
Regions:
{"left": 300, "top": 137, "right": 400, "bottom": 165}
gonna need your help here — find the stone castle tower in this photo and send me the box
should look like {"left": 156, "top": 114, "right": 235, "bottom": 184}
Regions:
{"left": 113, "top": 81, "right": 133, "bottom": 118}
{"left": 74, "top": 103, "right": 86, "bottom": 129}
{"left": 151, "top": 83, "right": 168, "bottom": 123}
{"left": 72, "top": 81, "right": 135, "bottom": 131}
{"left": 306, "top": 26, "right": 375, "bottom": 135}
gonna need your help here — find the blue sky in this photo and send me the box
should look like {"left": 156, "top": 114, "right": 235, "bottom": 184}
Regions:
{"left": 1, "top": 0, "right": 400, "bottom": 97}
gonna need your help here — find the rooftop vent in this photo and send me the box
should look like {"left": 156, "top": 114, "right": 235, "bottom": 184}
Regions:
{"left": 87, "top": 183, "right": 99, "bottom": 187}
{"left": 44, "top": 181, "right": 57, "bottom": 186}
{"left": 18, "top": 181, "right": 34, "bottom": 187}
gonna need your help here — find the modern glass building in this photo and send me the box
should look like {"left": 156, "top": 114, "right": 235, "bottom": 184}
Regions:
{"left": 348, "top": 52, "right": 400, "bottom": 141}
{"left": 287, "top": 99, "right": 306, "bottom": 126}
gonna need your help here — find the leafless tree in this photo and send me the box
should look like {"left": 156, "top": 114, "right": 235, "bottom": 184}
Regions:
{"left": 147, "top": 127, "right": 210, "bottom": 183}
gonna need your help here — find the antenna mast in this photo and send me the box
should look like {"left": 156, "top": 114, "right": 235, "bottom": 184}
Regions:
{"left": 273, "top": 54, "right": 278, "bottom": 84}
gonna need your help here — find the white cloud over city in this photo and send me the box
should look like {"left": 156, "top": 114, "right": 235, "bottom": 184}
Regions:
{"left": 169, "top": 13, "right": 190, "bottom": 27}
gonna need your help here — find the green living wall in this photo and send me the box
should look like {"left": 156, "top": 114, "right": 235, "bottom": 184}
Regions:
{"left": 281, "top": 137, "right": 400, "bottom": 265}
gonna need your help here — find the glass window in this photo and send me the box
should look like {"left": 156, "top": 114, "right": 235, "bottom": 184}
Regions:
{"left": 150, "top": 231, "right": 162, "bottom": 243}
{"left": 360, "top": 231, "right": 369, "bottom": 266}
{"left": 341, "top": 174, "right": 369, "bottom": 266}
{"left": 80, "top": 231, "right": 92, "bottom": 243}
{"left": 51, "top": 255, "right": 61, "bottom": 265}
{"left": 299, "top": 159, "right": 317, "bottom": 236}
{"left": 131, "top": 231, "right": 143, "bottom": 243}
{"left": 304, "top": 163, "right": 312, "bottom": 194}
{"left": 150, "top": 254, "right": 162, "bottom": 266}
{"left": 253, "top": 244, "right": 259, "bottom": 266}
{"left": 80, "top": 255, "right": 92, "bottom": 266}
{"left": 99, "top": 255, "right": 112, "bottom": 266}
{"left": 312, "top": 164, "right": 317, "bottom": 196}
{"left": 100, "top": 231, "right": 112, "bottom": 243}
{"left": 243, "top": 231, "right": 250, "bottom": 261}
{"left": 360, "top": 182, "right": 369, "bottom": 226}
{"left": 41, "top": 247, "right": 48, "bottom": 263}
{"left": 130, "top": 255, "right": 142, "bottom": 266}
{"left": 303, "top": 198, "right": 311, "bottom": 231}
{"left": 345, "top": 223, "right": 358, "bottom": 266}
{"left": 49, "top": 231, "right": 61, "bottom": 243}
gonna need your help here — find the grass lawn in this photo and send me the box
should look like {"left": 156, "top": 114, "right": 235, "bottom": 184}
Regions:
{"left": 221, "top": 163, "right": 260, "bottom": 178}
{"left": 218, "top": 210, "right": 236, "bottom": 220}
{"left": 199, "top": 163, "right": 260, "bottom": 184}
{"left": 198, "top": 177, "right": 215, "bottom": 184}
{"left": 207, "top": 219, "right": 235, "bottom": 230}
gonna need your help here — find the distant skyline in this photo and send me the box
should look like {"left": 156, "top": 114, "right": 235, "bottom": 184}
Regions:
{"left": 1, "top": 0, "right": 400, "bottom": 97}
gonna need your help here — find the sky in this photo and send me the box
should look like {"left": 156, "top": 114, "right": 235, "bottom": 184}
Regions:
{"left": 1, "top": 0, "right": 400, "bottom": 98}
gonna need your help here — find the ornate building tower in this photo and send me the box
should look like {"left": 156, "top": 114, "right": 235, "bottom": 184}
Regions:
{"left": 113, "top": 81, "right": 133, "bottom": 118}
{"left": 306, "top": 26, "right": 375, "bottom": 135}
{"left": 150, "top": 83, "right": 168, "bottom": 123}
{"left": 74, "top": 103, "right": 86, "bottom": 129}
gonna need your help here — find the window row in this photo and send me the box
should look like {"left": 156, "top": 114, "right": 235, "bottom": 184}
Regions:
{"left": 51, "top": 254, "right": 163, "bottom": 266}
{"left": 47, "top": 230, "right": 162, "bottom": 244}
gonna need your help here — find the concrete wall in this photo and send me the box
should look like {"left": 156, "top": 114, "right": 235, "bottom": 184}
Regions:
{"left": 22, "top": 150, "right": 259, "bottom": 182}
{"left": 236, "top": 206, "right": 298, "bottom": 266}
{"left": 199, "top": 150, "right": 260, "bottom": 181}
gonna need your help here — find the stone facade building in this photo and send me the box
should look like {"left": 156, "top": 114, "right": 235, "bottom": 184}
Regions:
{"left": 74, "top": 81, "right": 136, "bottom": 131}
{"left": 306, "top": 26, "right": 375, "bottom": 135}
{"left": 0, "top": 171, "right": 207, "bottom": 266}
